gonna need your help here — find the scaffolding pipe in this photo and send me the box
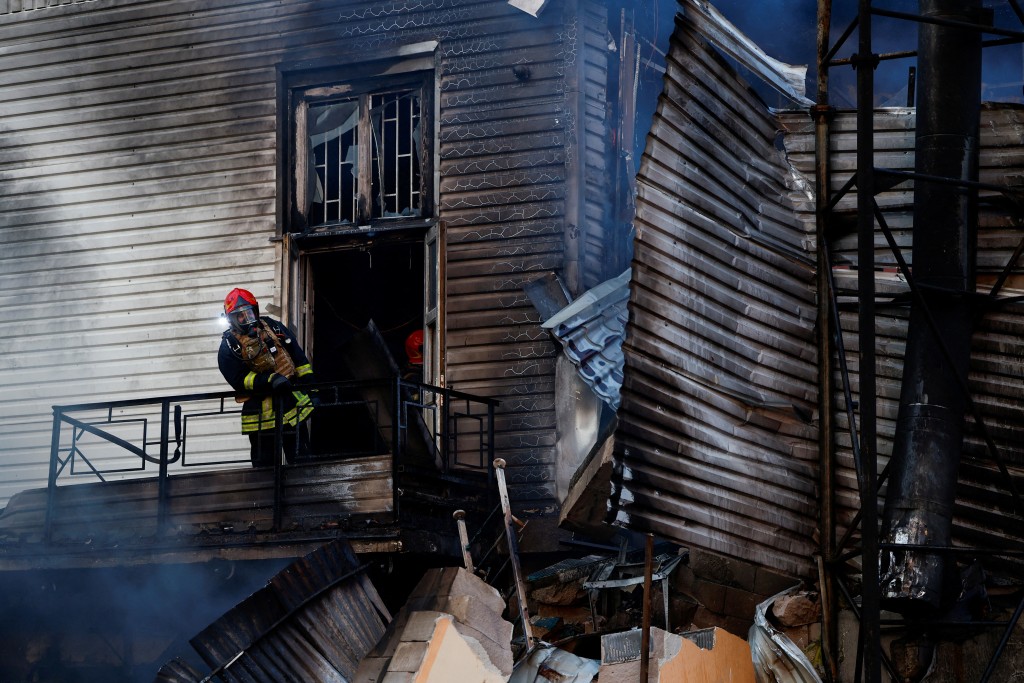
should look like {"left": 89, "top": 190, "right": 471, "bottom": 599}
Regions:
{"left": 640, "top": 533, "right": 654, "bottom": 683}
{"left": 493, "top": 458, "right": 535, "bottom": 652}
{"left": 814, "top": 1, "right": 837, "bottom": 678}
{"left": 855, "top": 0, "right": 881, "bottom": 680}
{"left": 879, "top": 0, "right": 982, "bottom": 616}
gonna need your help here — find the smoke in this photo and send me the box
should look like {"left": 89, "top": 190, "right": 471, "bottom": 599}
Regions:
{"left": 0, "top": 559, "right": 292, "bottom": 682}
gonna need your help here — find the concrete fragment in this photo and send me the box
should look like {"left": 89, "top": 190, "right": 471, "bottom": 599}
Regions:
{"left": 381, "top": 612, "right": 506, "bottom": 683}
{"left": 751, "top": 590, "right": 823, "bottom": 683}
{"left": 389, "top": 640, "right": 430, "bottom": 673}
{"left": 354, "top": 567, "right": 514, "bottom": 682}
{"left": 771, "top": 591, "right": 821, "bottom": 628}
{"left": 530, "top": 579, "right": 586, "bottom": 606}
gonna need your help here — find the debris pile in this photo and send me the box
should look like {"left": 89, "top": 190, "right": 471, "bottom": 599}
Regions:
{"left": 599, "top": 626, "right": 755, "bottom": 683}
{"left": 770, "top": 591, "right": 822, "bottom": 654}
{"left": 155, "top": 535, "right": 833, "bottom": 682}
{"left": 356, "top": 566, "right": 514, "bottom": 682}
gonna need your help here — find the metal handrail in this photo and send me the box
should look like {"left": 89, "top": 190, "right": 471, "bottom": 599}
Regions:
{"left": 44, "top": 378, "right": 498, "bottom": 542}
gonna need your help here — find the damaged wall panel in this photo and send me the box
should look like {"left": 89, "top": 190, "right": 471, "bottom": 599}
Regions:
{"left": 0, "top": 0, "right": 286, "bottom": 505}
{"left": 441, "top": 0, "right": 616, "bottom": 510}
{"left": 184, "top": 539, "right": 389, "bottom": 681}
{"left": 779, "top": 107, "right": 1024, "bottom": 562}
{"left": 609, "top": 14, "right": 818, "bottom": 577}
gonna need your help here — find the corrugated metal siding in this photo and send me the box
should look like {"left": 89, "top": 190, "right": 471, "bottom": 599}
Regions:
{"left": 779, "top": 107, "right": 1024, "bottom": 557}
{"left": 577, "top": 0, "right": 615, "bottom": 292}
{"left": 609, "top": 16, "right": 819, "bottom": 577}
{"left": 0, "top": 0, "right": 610, "bottom": 512}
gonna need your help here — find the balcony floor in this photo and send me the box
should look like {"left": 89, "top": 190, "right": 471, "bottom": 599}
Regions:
{"left": 0, "top": 456, "right": 400, "bottom": 570}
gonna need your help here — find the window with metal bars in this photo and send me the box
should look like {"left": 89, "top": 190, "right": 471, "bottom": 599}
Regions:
{"left": 292, "top": 73, "right": 431, "bottom": 231}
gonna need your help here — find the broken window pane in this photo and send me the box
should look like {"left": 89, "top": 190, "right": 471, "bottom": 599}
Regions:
{"left": 308, "top": 100, "right": 360, "bottom": 225}
{"left": 296, "top": 78, "right": 426, "bottom": 230}
{"left": 371, "top": 89, "right": 421, "bottom": 219}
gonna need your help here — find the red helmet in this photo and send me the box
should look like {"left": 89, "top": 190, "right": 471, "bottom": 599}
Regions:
{"left": 405, "top": 329, "right": 424, "bottom": 365}
{"left": 224, "top": 288, "right": 260, "bottom": 335}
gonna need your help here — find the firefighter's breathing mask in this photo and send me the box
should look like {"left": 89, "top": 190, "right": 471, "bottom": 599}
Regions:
{"left": 230, "top": 305, "right": 259, "bottom": 336}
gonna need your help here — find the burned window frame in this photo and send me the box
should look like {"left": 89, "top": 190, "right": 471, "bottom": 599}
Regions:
{"left": 277, "top": 51, "right": 437, "bottom": 235}
{"left": 276, "top": 46, "right": 445, "bottom": 388}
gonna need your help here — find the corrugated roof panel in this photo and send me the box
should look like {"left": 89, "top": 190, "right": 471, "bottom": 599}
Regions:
{"left": 543, "top": 269, "right": 629, "bottom": 410}
{"left": 187, "top": 539, "right": 388, "bottom": 682}
{"left": 610, "top": 13, "right": 819, "bottom": 578}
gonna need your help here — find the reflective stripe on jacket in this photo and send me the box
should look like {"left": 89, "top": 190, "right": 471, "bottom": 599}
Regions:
{"left": 218, "top": 317, "right": 315, "bottom": 434}
{"left": 239, "top": 391, "right": 315, "bottom": 433}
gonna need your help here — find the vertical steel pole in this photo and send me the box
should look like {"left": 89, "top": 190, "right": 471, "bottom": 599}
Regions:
{"left": 44, "top": 409, "right": 63, "bottom": 543}
{"left": 815, "top": 1, "right": 838, "bottom": 680}
{"left": 640, "top": 533, "right": 654, "bottom": 683}
{"left": 158, "top": 400, "right": 171, "bottom": 532}
{"left": 493, "top": 458, "right": 534, "bottom": 651}
{"left": 856, "top": 0, "right": 880, "bottom": 680}
{"left": 453, "top": 509, "right": 475, "bottom": 572}
{"left": 880, "top": 0, "right": 982, "bottom": 615}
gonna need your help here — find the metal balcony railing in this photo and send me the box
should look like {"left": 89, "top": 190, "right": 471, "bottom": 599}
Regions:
{"left": 45, "top": 378, "right": 498, "bottom": 540}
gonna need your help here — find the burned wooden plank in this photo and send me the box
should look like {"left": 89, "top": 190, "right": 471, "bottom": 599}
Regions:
{"left": 0, "top": 456, "right": 393, "bottom": 546}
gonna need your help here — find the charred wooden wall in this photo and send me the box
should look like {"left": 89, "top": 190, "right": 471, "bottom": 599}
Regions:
{"left": 0, "top": 0, "right": 619, "bottom": 512}
{"left": 439, "top": 0, "right": 612, "bottom": 512}
{"left": 609, "top": 15, "right": 820, "bottom": 578}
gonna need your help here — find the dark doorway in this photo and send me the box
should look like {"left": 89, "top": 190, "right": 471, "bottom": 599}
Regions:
{"left": 306, "top": 239, "right": 424, "bottom": 458}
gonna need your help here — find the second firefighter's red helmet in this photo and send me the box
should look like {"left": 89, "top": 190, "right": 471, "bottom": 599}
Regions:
{"left": 224, "top": 288, "right": 260, "bottom": 335}
{"left": 405, "top": 329, "right": 424, "bottom": 366}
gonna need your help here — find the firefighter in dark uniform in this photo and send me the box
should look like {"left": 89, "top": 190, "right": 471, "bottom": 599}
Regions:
{"left": 218, "top": 288, "right": 315, "bottom": 466}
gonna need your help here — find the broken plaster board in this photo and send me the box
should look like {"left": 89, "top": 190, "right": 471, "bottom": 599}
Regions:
{"left": 507, "top": 0, "right": 548, "bottom": 17}
{"left": 599, "top": 626, "right": 756, "bottom": 683}
{"left": 361, "top": 568, "right": 515, "bottom": 681}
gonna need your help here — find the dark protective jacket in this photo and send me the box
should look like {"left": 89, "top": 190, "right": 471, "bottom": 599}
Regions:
{"left": 218, "top": 317, "right": 314, "bottom": 433}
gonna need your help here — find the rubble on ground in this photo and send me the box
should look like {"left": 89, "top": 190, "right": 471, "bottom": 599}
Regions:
{"left": 355, "top": 566, "right": 514, "bottom": 682}
{"left": 599, "top": 626, "right": 755, "bottom": 683}
{"left": 354, "top": 540, "right": 826, "bottom": 681}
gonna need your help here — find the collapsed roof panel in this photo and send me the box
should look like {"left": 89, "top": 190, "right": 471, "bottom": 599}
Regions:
{"left": 542, "top": 268, "right": 631, "bottom": 411}
{"left": 679, "top": 0, "right": 813, "bottom": 107}
{"left": 183, "top": 540, "right": 389, "bottom": 682}
{"left": 609, "top": 9, "right": 819, "bottom": 578}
